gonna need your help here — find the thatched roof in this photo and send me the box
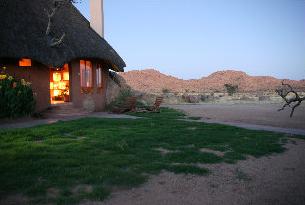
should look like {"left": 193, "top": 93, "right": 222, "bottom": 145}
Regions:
{"left": 0, "top": 0, "right": 125, "bottom": 71}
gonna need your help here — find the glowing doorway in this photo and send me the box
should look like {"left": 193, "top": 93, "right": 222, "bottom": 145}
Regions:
{"left": 50, "top": 64, "right": 70, "bottom": 104}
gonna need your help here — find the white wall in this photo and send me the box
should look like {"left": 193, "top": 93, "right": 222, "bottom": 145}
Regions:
{"left": 90, "top": 0, "right": 104, "bottom": 38}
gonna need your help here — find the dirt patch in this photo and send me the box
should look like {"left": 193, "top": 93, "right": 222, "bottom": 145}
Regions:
{"left": 169, "top": 103, "right": 305, "bottom": 130}
{"left": 71, "top": 184, "right": 93, "bottom": 195}
{"left": 153, "top": 147, "right": 179, "bottom": 155}
{"left": 83, "top": 139, "right": 305, "bottom": 205}
{"left": 47, "top": 187, "right": 60, "bottom": 199}
{"left": 0, "top": 194, "right": 29, "bottom": 205}
{"left": 33, "top": 139, "right": 44, "bottom": 144}
{"left": 199, "top": 148, "right": 225, "bottom": 157}
{"left": 186, "top": 127, "right": 197, "bottom": 130}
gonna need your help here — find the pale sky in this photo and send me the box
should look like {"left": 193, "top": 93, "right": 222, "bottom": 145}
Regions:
{"left": 75, "top": 0, "right": 305, "bottom": 80}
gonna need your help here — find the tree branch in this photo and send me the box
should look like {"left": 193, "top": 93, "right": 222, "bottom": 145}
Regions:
{"left": 290, "top": 101, "right": 301, "bottom": 118}
{"left": 50, "top": 33, "right": 66, "bottom": 47}
{"left": 45, "top": 7, "right": 58, "bottom": 35}
{"left": 276, "top": 80, "right": 304, "bottom": 117}
{"left": 45, "top": 0, "right": 76, "bottom": 47}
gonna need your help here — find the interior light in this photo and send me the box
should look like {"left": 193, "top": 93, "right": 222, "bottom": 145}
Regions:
{"left": 63, "top": 72, "right": 69, "bottom": 81}
{"left": 19, "top": 58, "right": 32, "bottom": 67}
{"left": 59, "top": 82, "right": 66, "bottom": 90}
{"left": 53, "top": 90, "right": 61, "bottom": 96}
{"left": 50, "top": 82, "right": 54, "bottom": 90}
{"left": 53, "top": 73, "right": 61, "bottom": 82}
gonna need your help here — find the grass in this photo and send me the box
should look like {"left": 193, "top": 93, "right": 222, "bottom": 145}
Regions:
{"left": 187, "top": 116, "right": 202, "bottom": 120}
{"left": 0, "top": 108, "right": 292, "bottom": 204}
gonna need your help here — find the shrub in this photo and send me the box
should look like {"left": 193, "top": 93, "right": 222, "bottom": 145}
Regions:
{"left": 240, "top": 95, "right": 253, "bottom": 101}
{"left": 162, "top": 88, "right": 170, "bottom": 94}
{"left": 106, "top": 88, "right": 148, "bottom": 110}
{"left": 200, "top": 94, "right": 214, "bottom": 102}
{"left": 114, "top": 88, "right": 133, "bottom": 105}
{"left": 0, "top": 67, "right": 35, "bottom": 118}
{"left": 258, "top": 95, "right": 271, "bottom": 101}
{"left": 182, "top": 94, "right": 200, "bottom": 103}
{"left": 224, "top": 84, "right": 238, "bottom": 96}
{"left": 106, "top": 88, "right": 133, "bottom": 110}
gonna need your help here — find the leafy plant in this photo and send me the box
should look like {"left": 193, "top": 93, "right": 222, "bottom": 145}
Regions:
{"left": 106, "top": 88, "right": 133, "bottom": 110}
{"left": 162, "top": 88, "right": 170, "bottom": 94}
{"left": 224, "top": 84, "right": 238, "bottom": 96}
{"left": 0, "top": 67, "right": 35, "bottom": 118}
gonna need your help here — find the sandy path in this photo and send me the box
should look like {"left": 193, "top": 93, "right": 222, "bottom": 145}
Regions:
{"left": 82, "top": 139, "right": 305, "bottom": 205}
{"left": 168, "top": 103, "right": 305, "bottom": 130}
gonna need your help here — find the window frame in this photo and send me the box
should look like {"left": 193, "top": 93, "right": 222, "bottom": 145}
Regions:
{"left": 80, "top": 60, "right": 93, "bottom": 88}
{"left": 96, "top": 64, "right": 103, "bottom": 88}
{"left": 80, "top": 60, "right": 93, "bottom": 94}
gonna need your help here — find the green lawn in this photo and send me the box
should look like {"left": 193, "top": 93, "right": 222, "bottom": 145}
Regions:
{"left": 0, "top": 108, "right": 294, "bottom": 204}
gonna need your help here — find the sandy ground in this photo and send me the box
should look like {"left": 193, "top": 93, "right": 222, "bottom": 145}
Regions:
{"left": 80, "top": 139, "right": 305, "bottom": 205}
{"left": 168, "top": 103, "right": 305, "bottom": 130}
{"left": 81, "top": 102, "right": 305, "bottom": 205}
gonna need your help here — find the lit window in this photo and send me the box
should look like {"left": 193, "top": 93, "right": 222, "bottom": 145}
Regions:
{"left": 96, "top": 65, "right": 102, "bottom": 88}
{"left": 50, "top": 82, "right": 54, "bottom": 89}
{"left": 59, "top": 82, "right": 66, "bottom": 90}
{"left": 80, "top": 60, "right": 92, "bottom": 88}
{"left": 63, "top": 64, "right": 69, "bottom": 81}
{"left": 63, "top": 72, "right": 69, "bottom": 81}
{"left": 19, "top": 58, "right": 32, "bottom": 67}
{"left": 53, "top": 72, "right": 61, "bottom": 82}
{"left": 53, "top": 90, "right": 61, "bottom": 97}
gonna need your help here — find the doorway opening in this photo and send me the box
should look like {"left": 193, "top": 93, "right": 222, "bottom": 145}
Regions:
{"left": 50, "top": 64, "right": 70, "bottom": 104}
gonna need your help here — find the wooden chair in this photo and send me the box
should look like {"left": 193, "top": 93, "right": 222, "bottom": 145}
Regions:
{"left": 146, "top": 96, "right": 163, "bottom": 112}
{"left": 112, "top": 96, "right": 137, "bottom": 114}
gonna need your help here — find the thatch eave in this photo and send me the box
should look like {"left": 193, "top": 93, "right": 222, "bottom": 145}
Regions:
{"left": 0, "top": 0, "right": 125, "bottom": 72}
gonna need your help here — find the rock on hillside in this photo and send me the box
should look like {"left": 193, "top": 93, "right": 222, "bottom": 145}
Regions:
{"left": 118, "top": 69, "right": 305, "bottom": 93}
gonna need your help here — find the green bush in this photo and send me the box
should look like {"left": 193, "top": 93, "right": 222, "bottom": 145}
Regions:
{"left": 0, "top": 67, "right": 35, "bottom": 118}
{"left": 106, "top": 88, "right": 133, "bottom": 110}
{"left": 162, "top": 88, "right": 170, "bottom": 94}
{"left": 224, "top": 84, "right": 238, "bottom": 96}
{"left": 106, "top": 88, "right": 148, "bottom": 111}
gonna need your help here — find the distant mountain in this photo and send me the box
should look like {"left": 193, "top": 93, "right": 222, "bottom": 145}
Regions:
{"left": 118, "top": 69, "right": 305, "bottom": 93}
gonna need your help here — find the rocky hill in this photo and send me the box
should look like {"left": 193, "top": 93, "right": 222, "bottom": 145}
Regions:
{"left": 118, "top": 69, "right": 305, "bottom": 93}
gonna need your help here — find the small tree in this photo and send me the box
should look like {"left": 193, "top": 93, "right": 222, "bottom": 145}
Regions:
{"left": 162, "top": 88, "right": 170, "bottom": 94}
{"left": 276, "top": 81, "right": 304, "bottom": 117}
{"left": 224, "top": 84, "right": 238, "bottom": 96}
